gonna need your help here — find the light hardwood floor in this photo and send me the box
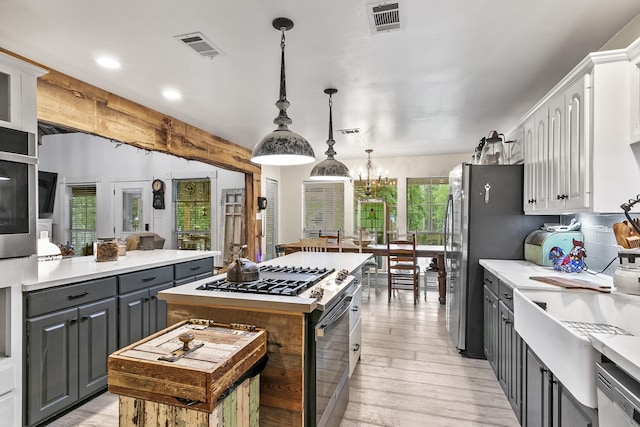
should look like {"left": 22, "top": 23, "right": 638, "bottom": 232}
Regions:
{"left": 48, "top": 287, "right": 519, "bottom": 427}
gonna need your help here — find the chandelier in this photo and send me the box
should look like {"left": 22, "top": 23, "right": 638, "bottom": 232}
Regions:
{"left": 251, "top": 17, "right": 315, "bottom": 166}
{"left": 356, "top": 149, "right": 389, "bottom": 198}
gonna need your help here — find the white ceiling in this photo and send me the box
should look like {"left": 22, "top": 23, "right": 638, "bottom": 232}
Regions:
{"left": 2, "top": 1, "right": 640, "bottom": 162}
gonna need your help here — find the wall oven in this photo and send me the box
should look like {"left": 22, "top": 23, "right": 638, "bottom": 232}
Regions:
{"left": 0, "top": 126, "right": 37, "bottom": 259}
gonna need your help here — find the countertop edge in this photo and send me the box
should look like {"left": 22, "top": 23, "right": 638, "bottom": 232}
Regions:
{"left": 23, "top": 250, "right": 220, "bottom": 292}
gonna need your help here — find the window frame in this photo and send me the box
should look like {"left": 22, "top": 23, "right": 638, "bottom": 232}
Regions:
{"left": 406, "top": 176, "right": 449, "bottom": 245}
{"left": 302, "top": 180, "right": 345, "bottom": 238}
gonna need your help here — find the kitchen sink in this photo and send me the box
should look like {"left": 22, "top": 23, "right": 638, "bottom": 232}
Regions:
{"left": 514, "top": 288, "right": 640, "bottom": 408}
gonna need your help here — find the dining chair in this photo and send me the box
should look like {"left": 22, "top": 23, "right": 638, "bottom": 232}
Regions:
{"left": 300, "top": 238, "right": 328, "bottom": 252}
{"left": 319, "top": 230, "right": 341, "bottom": 252}
{"left": 387, "top": 233, "right": 419, "bottom": 303}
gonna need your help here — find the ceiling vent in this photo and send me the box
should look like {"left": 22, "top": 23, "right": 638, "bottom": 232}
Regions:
{"left": 367, "top": 1, "right": 403, "bottom": 34}
{"left": 174, "top": 32, "right": 224, "bottom": 59}
{"left": 337, "top": 128, "right": 361, "bottom": 135}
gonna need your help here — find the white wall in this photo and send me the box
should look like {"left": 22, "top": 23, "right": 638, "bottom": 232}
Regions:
{"left": 38, "top": 133, "right": 244, "bottom": 260}
{"left": 262, "top": 152, "right": 470, "bottom": 246}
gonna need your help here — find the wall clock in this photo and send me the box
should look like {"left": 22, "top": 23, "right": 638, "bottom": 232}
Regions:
{"left": 152, "top": 179, "right": 165, "bottom": 209}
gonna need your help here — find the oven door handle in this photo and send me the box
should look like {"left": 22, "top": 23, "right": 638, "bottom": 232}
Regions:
{"left": 316, "top": 298, "right": 351, "bottom": 338}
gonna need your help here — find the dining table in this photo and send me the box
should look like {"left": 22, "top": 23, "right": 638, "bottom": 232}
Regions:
{"left": 278, "top": 240, "right": 447, "bottom": 304}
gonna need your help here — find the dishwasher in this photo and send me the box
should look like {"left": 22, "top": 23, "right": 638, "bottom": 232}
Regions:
{"left": 596, "top": 362, "right": 640, "bottom": 426}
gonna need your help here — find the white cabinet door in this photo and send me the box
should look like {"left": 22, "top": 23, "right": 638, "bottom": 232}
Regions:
{"left": 547, "top": 92, "right": 566, "bottom": 210}
{"left": 563, "top": 75, "right": 589, "bottom": 211}
{"left": 114, "top": 181, "right": 151, "bottom": 239}
{"left": 630, "top": 54, "right": 640, "bottom": 144}
{"left": 0, "top": 61, "right": 22, "bottom": 128}
{"left": 523, "top": 118, "right": 536, "bottom": 212}
{"left": 528, "top": 108, "right": 549, "bottom": 212}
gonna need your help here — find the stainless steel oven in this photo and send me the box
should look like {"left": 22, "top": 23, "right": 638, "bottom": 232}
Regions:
{"left": 304, "top": 281, "right": 353, "bottom": 427}
{"left": 0, "top": 126, "right": 37, "bottom": 258}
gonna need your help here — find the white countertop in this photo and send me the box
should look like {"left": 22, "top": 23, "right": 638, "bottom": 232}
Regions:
{"left": 24, "top": 250, "right": 220, "bottom": 292}
{"left": 479, "top": 259, "right": 613, "bottom": 290}
{"left": 160, "top": 252, "right": 373, "bottom": 313}
{"left": 481, "top": 259, "right": 640, "bottom": 385}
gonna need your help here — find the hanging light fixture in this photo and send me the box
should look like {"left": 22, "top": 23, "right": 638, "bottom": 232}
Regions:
{"left": 251, "top": 17, "right": 315, "bottom": 166}
{"left": 356, "top": 149, "right": 389, "bottom": 197}
{"left": 309, "top": 88, "right": 350, "bottom": 180}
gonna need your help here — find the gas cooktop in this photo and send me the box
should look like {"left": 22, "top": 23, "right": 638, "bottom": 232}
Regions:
{"left": 196, "top": 265, "right": 334, "bottom": 296}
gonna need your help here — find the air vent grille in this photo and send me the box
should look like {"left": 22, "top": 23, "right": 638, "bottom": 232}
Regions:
{"left": 337, "top": 128, "right": 361, "bottom": 135}
{"left": 174, "top": 32, "right": 223, "bottom": 59}
{"left": 367, "top": 2, "right": 402, "bottom": 33}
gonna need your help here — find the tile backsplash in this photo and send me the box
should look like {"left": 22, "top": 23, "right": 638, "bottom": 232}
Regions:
{"left": 561, "top": 213, "right": 630, "bottom": 276}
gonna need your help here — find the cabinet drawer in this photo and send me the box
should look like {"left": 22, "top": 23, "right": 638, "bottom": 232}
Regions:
{"left": 119, "top": 266, "right": 173, "bottom": 294}
{"left": 349, "top": 318, "right": 362, "bottom": 377}
{"left": 174, "top": 258, "right": 213, "bottom": 281}
{"left": 483, "top": 270, "right": 499, "bottom": 295}
{"left": 27, "top": 277, "right": 117, "bottom": 317}
{"left": 499, "top": 281, "right": 514, "bottom": 311}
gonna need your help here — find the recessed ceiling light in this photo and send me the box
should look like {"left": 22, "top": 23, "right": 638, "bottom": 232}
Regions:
{"left": 96, "top": 57, "right": 121, "bottom": 69}
{"left": 162, "top": 89, "right": 182, "bottom": 100}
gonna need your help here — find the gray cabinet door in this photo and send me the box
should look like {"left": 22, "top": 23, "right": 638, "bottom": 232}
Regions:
{"left": 525, "top": 347, "right": 552, "bottom": 427}
{"left": 78, "top": 297, "right": 117, "bottom": 399}
{"left": 498, "top": 300, "right": 511, "bottom": 393}
{"left": 118, "top": 289, "right": 150, "bottom": 347}
{"left": 27, "top": 308, "right": 79, "bottom": 426}
{"left": 483, "top": 286, "right": 499, "bottom": 374}
{"left": 557, "top": 383, "right": 597, "bottom": 427}
{"left": 509, "top": 316, "right": 523, "bottom": 423}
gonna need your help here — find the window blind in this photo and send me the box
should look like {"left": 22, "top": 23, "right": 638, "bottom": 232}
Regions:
{"left": 265, "top": 178, "right": 278, "bottom": 260}
{"left": 303, "top": 181, "right": 344, "bottom": 237}
{"left": 66, "top": 185, "right": 97, "bottom": 255}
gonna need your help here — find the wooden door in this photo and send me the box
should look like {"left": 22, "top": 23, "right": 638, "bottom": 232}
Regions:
{"left": 222, "top": 188, "right": 245, "bottom": 265}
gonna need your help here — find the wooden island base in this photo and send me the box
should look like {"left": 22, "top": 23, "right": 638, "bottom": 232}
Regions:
{"left": 167, "top": 303, "right": 307, "bottom": 427}
{"left": 118, "top": 376, "right": 259, "bottom": 427}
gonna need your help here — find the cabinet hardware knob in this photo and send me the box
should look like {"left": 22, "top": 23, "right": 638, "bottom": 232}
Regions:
{"left": 190, "top": 266, "right": 201, "bottom": 271}
{"left": 179, "top": 332, "right": 195, "bottom": 350}
{"left": 80, "top": 316, "right": 89, "bottom": 321}
{"left": 69, "top": 318, "right": 78, "bottom": 324}
{"left": 503, "top": 293, "right": 512, "bottom": 299}
{"left": 352, "top": 344, "right": 360, "bottom": 352}
{"left": 144, "top": 297, "right": 150, "bottom": 301}
{"left": 142, "top": 276, "right": 157, "bottom": 282}
{"left": 351, "top": 306, "right": 359, "bottom": 312}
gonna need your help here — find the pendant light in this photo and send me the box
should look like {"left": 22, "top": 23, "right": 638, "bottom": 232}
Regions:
{"left": 309, "top": 88, "right": 350, "bottom": 180}
{"left": 251, "top": 18, "right": 315, "bottom": 166}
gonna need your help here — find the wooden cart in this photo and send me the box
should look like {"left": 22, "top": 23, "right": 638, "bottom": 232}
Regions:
{"left": 108, "top": 319, "right": 267, "bottom": 426}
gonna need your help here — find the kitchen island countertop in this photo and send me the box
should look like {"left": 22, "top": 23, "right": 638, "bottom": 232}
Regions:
{"left": 24, "top": 249, "right": 220, "bottom": 292}
{"left": 160, "top": 252, "right": 373, "bottom": 313}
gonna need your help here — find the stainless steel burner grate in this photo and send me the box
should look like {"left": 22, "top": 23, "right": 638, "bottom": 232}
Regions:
{"left": 562, "top": 320, "right": 633, "bottom": 336}
{"left": 196, "top": 265, "right": 334, "bottom": 296}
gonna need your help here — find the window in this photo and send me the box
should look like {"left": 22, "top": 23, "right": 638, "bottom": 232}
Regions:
{"left": 407, "top": 177, "right": 449, "bottom": 244}
{"left": 353, "top": 180, "right": 397, "bottom": 240}
{"left": 66, "top": 185, "right": 96, "bottom": 256}
{"left": 174, "top": 179, "right": 211, "bottom": 250}
{"left": 303, "top": 181, "right": 344, "bottom": 237}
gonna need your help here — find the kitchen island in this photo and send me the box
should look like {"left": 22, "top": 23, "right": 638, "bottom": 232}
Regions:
{"left": 21, "top": 249, "right": 219, "bottom": 427}
{"left": 160, "top": 252, "right": 372, "bottom": 427}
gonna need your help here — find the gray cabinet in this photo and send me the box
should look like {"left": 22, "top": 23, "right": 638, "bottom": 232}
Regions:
{"left": 118, "top": 266, "right": 173, "bottom": 347}
{"left": 483, "top": 270, "right": 523, "bottom": 423}
{"left": 174, "top": 257, "right": 214, "bottom": 285}
{"left": 483, "top": 285, "right": 499, "bottom": 374}
{"left": 525, "top": 345, "right": 597, "bottom": 427}
{"left": 24, "top": 277, "right": 117, "bottom": 427}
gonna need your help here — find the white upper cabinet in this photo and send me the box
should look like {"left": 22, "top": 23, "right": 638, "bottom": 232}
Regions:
{"left": 516, "top": 46, "right": 640, "bottom": 214}
{"left": 0, "top": 52, "right": 46, "bottom": 133}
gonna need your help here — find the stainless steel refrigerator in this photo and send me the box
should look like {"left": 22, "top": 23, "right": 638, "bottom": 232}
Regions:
{"left": 444, "top": 163, "right": 556, "bottom": 358}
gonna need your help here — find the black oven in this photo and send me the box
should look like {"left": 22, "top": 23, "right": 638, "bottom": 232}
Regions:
{"left": 0, "top": 126, "right": 37, "bottom": 258}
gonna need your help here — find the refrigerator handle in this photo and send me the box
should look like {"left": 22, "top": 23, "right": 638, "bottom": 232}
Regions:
{"left": 444, "top": 194, "right": 453, "bottom": 259}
